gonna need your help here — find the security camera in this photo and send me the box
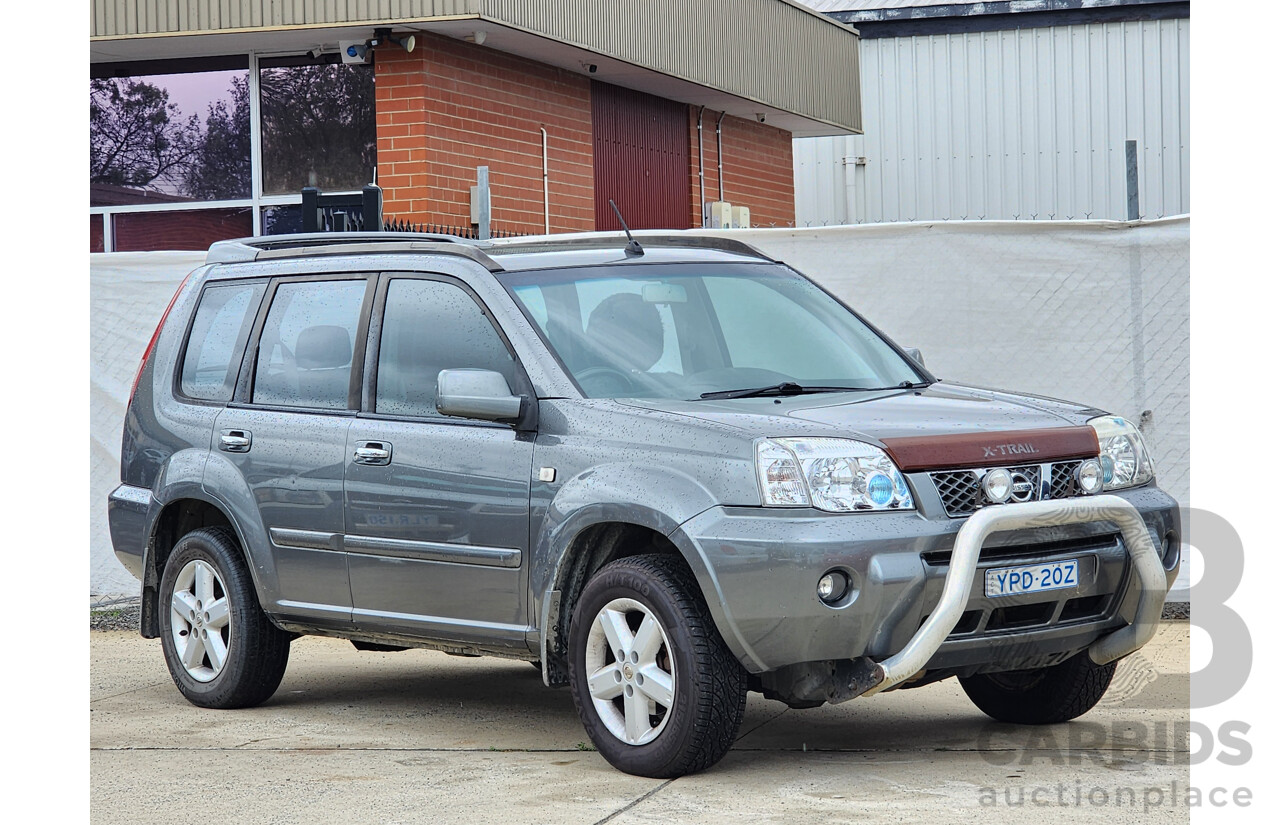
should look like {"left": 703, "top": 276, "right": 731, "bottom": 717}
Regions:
{"left": 340, "top": 40, "right": 370, "bottom": 64}
{"left": 755, "top": 112, "right": 767, "bottom": 123}
{"left": 586, "top": 63, "right": 598, "bottom": 74}
{"left": 308, "top": 46, "right": 323, "bottom": 59}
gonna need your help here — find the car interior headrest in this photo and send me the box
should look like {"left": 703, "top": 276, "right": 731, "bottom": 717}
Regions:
{"left": 295, "top": 325, "right": 352, "bottom": 370}
{"left": 585, "top": 293, "right": 664, "bottom": 372}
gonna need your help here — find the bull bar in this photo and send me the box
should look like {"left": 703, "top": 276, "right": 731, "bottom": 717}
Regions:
{"left": 844, "top": 494, "right": 1168, "bottom": 699}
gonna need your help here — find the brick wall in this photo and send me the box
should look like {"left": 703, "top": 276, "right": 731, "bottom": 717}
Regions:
{"left": 374, "top": 33, "right": 595, "bottom": 234}
{"left": 688, "top": 108, "right": 796, "bottom": 228}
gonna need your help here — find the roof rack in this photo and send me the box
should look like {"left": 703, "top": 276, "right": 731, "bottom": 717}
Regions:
{"left": 206, "top": 233, "right": 503, "bottom": 271}
{"left": 485, "top": 234, "right": 776, "bottom": 262}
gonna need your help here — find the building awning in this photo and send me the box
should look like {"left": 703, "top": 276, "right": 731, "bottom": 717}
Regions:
{"left": 91, "top": 0, "right": 862, "bottom": 137}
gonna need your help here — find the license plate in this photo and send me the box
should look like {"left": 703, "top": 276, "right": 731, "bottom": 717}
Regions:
{"left": 985, "top": 559, "right": 1079, "bottom": 598}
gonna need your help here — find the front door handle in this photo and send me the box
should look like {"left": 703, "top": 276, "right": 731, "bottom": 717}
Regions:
{"left": 219, "top": 430, "right": 252, "bottom": 453}
{"left": 353, "top": 441, "right": 392, "bottom": 466}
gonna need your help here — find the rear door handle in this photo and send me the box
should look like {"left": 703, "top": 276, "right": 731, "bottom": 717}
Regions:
{"left": 353, "top": 441, "right": 392, "bottom": 466}
{"left": 219, "top": 430, "right": 252, "bottom": 453}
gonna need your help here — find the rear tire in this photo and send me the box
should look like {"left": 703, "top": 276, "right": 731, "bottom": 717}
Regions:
{"left": 959, "top": 650, "right": 1116, "bottom": 724}
{"left": 568, "top": 554, "right": 747, "bottom": 778}
{"left": 158, "top": 527, "right": 291, "bottom": 709}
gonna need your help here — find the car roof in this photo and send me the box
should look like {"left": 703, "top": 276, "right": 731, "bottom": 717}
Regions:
{"left": 206, "top": 231, "right": 776, "bottom": 272}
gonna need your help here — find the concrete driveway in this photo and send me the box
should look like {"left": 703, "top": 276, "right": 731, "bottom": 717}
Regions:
{"left": 91, "top": 622, "right": 1189, "bottom": 824}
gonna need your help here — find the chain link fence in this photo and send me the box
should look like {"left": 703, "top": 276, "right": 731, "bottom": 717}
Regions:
{"left": 90, "top": 219, "right": 1190, "bottom": 602}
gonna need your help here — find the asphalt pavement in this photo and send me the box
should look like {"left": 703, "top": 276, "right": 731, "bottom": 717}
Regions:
{"left": 91, "top": 622, "right": 1190, "bottom": 824}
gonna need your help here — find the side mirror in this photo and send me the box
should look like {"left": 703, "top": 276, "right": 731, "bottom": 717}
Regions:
{"left": 904, "top": 347, "right": 926, "bottom": 368}
{"left": 437, "top": 369, "right": 524, "bottom": 422}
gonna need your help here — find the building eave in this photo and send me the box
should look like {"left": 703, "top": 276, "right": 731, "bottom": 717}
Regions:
{"left": 90, "top": 1, "right": 863, "bottom": 137}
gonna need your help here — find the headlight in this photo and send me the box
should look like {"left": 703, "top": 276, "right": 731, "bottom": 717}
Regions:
{"left": 755, "top": 437, "right": 914, "bottom": 512}
{"left": 1087, "top": 416, "right": 1155, "bottom": 490}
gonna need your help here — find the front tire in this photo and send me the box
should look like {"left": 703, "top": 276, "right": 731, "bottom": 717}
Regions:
{"left": 158, "top": 527, "right": 291, "bottom": 709}
{"left": 959, "top": 650, "right": 1116, "bottom": 724}
{"left": 568, "top": 555, "right": 747, "bottom": 778}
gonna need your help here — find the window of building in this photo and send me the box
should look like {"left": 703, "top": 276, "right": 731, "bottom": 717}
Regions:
{"left": 258, "top": 56, "right": 376, "bottom": 195}
{"left": 376, "top": 280, "right": 517, "bottom": 419}
{"left": 90, "top": 53, "right": 377, "bottom": 251}
{"left": 91, "top": 58, "right": 251, "bottom": 206}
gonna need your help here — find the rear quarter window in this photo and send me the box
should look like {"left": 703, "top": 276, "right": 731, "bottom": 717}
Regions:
{"left": 180, "top": 282, "right": 266, "bottom": 401}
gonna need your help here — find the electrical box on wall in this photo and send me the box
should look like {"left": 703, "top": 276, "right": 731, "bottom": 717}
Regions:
{"left": 705, "top": 201, "right": 732, "bottom": 229}
{"left": 731, "top": 206, "right": 750, "bottom": 229}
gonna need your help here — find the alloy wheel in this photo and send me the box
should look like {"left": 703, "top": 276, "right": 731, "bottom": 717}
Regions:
{"left": 583, "top": 597, "right": 676, "bottom": 746}
{"left": 169, "top": 559, "right": 232, "bottom": 682}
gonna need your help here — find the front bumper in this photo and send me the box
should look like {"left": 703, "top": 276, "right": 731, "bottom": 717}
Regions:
{"left": 676, "top": 483, "right": 1179, "bottom": 678}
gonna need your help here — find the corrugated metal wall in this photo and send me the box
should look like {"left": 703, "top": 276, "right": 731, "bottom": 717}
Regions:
{"left": 90, "top": 1, "right": 481, "bottom": 35}
{"left": 794, "top": 17, "right": 1189, "bottom": 225}
{"left": 591, "top": 83, "right": 690, "bottom": 231}
{"left": 486, "top": 0, "right": 861, "bottom": 135}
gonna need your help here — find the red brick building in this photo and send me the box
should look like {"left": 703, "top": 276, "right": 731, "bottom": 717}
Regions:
{"left": 90, "top": 1, "right": 862, "bottom": 250}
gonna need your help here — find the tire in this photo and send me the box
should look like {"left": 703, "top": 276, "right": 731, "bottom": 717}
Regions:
{"left": 959, "top": 650, "right": 1116, "bottom": 724}
{"left": 567, "top": 554, "right": 747, "bottom": 778}
{"left": 158, "top": 526, "right": 291, "bottom": 709}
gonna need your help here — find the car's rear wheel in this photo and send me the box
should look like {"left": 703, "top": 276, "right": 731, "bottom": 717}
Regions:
{"left": 158, "top": 526, "right": 291, "bottom": 709}
{"left": 567, "top": 554, "right": 747, "bottom": 777}
{"left": 959, "top": 649, "right": 1116, "bottom": 724}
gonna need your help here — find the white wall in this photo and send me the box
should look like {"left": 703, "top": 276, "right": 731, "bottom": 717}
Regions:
{"left": 795, "top": 17, "right": 1189, "bottom": 225}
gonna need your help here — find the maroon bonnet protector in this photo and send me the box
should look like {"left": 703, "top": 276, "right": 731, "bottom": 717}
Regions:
{"left": 880, "top": 426, "right": 1100, "bottom": 472}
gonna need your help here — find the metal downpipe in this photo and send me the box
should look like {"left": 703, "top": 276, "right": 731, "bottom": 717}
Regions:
{"left": 540, "top": 127, "right": 550, "bottom": 234}
{"left": 716, "top": 111, "right": 727, "bottom": 203}
{"left": 696, "top": 106, "right": 706, "bottom": 226}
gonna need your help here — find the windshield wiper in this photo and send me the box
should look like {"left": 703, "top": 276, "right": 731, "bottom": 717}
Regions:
{"left": 698, "top": 382, "right": 860, "bottom": 400}
{"left": 846, "top": 380, "right": 936, "bottom": 392}
{"left": 698, "top": 379, "right": 935, "bottom": 400}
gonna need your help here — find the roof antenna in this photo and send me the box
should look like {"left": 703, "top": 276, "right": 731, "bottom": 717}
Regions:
{"left": 608, "top": 199, "right": 644, "bottom": 256}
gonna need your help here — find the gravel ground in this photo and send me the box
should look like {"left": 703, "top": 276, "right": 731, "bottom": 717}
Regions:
{"left": 90, "top": 600, "right": 141, "bottom": 632}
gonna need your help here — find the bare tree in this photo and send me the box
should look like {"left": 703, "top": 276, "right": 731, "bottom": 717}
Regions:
{"left": 90, "top": 78, "right": 200, "bottom": 191}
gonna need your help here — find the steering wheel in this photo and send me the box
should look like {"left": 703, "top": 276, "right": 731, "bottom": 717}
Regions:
{"left": 575, "top": 365, "right": 637, "bottom": 396}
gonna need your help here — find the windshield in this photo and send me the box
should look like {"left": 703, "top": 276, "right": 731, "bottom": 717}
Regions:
{"left": 499, "top": 263, "right": 925, "bottom": 400}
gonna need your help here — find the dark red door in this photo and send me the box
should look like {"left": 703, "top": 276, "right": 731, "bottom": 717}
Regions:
{"left": 591, "top": 82, "right": 690, "bottom": 230}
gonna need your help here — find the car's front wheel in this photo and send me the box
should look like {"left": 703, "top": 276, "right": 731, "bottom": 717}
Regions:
{"left": 158, "top": 527, "right": 291, "bottom": 709}
{"left": 959, "top": 649, "right": 1116, "bottom": 724}
{"left": 567, "top": 554, "right": 747, "bottom": 777}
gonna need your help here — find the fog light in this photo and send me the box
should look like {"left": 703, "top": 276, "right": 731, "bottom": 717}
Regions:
{"left": 982, "top": 468, "right": 1013, "bottom": 503}
{"left": 1076, "top": 458, "right": 1104, "bottom": 494}
{"left": 817, "top": 571, "right": 848, "bottom": 604}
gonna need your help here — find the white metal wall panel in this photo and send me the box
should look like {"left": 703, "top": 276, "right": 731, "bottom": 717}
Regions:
{"left": 794, "top": 17, "right": 1189, "bottom": 225}
{"left": 90, "top": 1, "right": 484, "bottom": 36}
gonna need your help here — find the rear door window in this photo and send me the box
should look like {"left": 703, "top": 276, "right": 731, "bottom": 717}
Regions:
{"left": 180, "top": 281, "right": 266, "bottom": 401}
{"left": 252, "top": 279, "right": 367, "bottom": 410}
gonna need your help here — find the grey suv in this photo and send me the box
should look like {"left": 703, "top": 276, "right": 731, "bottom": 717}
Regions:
{"left": 109, "top": 231, "right": 1179, "bottom": 777}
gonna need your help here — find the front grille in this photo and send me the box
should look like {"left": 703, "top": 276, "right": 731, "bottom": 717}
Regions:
{"left": 930, "top": 460, "right": 1086, "bottom": 517}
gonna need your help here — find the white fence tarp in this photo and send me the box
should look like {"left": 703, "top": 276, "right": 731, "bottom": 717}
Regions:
{"left": 91, "top": 252, "right": 204, "bottom": 599}
{"left": 89, "top": 218, "right": 1190, "bottom": 600}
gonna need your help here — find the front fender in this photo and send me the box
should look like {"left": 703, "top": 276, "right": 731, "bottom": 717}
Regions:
{"left": 531, "top": 463, "right": 723, "bottom": 669}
